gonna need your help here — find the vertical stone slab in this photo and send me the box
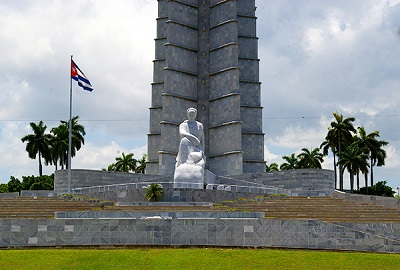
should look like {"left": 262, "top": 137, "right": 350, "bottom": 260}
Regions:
{"left": 147, "top": 0, "right": 168, "bottom": 174}
{"left": 237, "top": 0, "right": 265, "bottom": 173}
{"left": 208, "top": 0, "right": 243, "bottom": 175}
{"left": 197, "top": 0, "right": 210, "bottom": 159}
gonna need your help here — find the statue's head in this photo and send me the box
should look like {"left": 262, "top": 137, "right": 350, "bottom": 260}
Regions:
{"left": 186, "top": 107, "right": 197, "bottom": 121}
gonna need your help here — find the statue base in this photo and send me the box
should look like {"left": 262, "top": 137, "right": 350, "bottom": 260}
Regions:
{"left": 173, "top": 163, "right": 204, "bottom": 189}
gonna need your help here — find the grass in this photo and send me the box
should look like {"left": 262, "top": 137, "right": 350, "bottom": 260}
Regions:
{"left": 0, "top": 248, "right": 399, "bottom": 270}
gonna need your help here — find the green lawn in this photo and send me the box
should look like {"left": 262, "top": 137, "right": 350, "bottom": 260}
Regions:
{"left": 0, "top": 248, "right": 399, "bottom": 270}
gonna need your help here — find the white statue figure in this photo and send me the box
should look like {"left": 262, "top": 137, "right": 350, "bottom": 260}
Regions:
{"left": 173, "top": 107, "right": 206, "bottom": 189}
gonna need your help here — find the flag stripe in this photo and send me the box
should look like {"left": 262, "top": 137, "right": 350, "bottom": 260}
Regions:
{"left": 71, "top": 60, "right": 93, "bottom": 92}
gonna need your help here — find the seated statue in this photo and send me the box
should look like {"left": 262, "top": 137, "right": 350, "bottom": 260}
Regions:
{"left": 173, "top": 107, "right": 206, "bottom": 189}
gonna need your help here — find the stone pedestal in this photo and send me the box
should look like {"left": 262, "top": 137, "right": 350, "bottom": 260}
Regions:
{"left": 173, "top": 163, "right": 204, "bottom": 189}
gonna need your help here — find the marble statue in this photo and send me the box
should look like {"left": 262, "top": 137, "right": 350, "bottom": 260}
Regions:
{"left": 173, "top": 108, "right": 206, "bottom": 189}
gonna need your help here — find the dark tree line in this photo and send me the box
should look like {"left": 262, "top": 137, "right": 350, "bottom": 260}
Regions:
{"left": 266, "top": 112, "right": 389, "bottom": 195}
{"left": 322, "top": 112, "right": 388, "bottom": 193}
{"left": 0, "top": 175, "right": 54, "bottom": 193}
{"left": 103, "top": 153, "right": 147, "bottom": 173}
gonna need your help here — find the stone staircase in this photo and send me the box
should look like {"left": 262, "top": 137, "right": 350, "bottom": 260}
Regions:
{"left": 1, "top": 195, "right": 399, "bottom": 223}
{"left": 105, "top": 206, "right": 220, "bottom": 212}
{"left": 0, "top": 197, "right": 222, "bottom": 219}
{"left": 219, "top": 196, "right": 400, "bottom": 223}
{"left": 0, "top": 197, "right": 102, "bottom": 219}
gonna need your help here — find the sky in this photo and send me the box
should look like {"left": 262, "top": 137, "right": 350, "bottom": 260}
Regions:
{"left": 0, "top": 0, "right": 400, "bottom": 192}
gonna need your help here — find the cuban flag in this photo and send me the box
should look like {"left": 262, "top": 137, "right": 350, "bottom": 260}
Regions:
{"left": 71, "top": 60, "right": 93, "bottom": 92}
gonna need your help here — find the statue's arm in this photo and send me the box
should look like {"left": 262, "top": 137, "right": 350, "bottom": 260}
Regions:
{"left": 179, "top": 123, "right": 200, "bottom": 146}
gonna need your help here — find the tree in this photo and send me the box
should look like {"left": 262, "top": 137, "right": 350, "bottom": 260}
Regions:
{"left": 358, "top": 181, "right": 395, "bottom": 197}
{"left": 320, "top": 130, "right": 338, "bottom": 188}
{"left": 266, "top": 162, "right": 279, "bottom": 172}
{"left": 22, "top": 175, "right": 54, "bottom": 190}
{"left": 50, "top": 123, "right": 69, "bottom": 170}
{"left": 144, "top": 183, "right": 163, "bottom": 202}
{"left": 21, "top": 121, "right": 52, "bottom": 176}
{"left": 103, "top": 154, "right": 147, "bottom": 173}
{"left": 21, "top": 175, "right": 37, "bottom": 190}
{"left": 7, "top": 176, "right": 22, "bottom": 193}
{"left": 135, "top": 154, "right": 147, "bottom": 174}
{"left": 114, "top": 152, "right": 137, "bottom": 172}
{"left": 353, "top": 126, "right": 378, "bottom": 191}
{"left": 29, "top": 175, "right": 54, "bottom": 190}
{"left": 103, "top": 163, "right": 117, "bottom": 171}
{"left": 0, "top": 175, "right": 54, "bottom": 193}
{"left": 60, "top": 116, "right": 86, "bottom": 169}
{"left": 0, "top": 184, "right": 8, "bottom": 193}
{"left": 370, "top": 140, "right": 388, "bottom": 186}
{"left": 297, "top": 148, "right": 324, "bottom": 169}
{"left": 323, "top": 112, "right": 356, "bottom": 191}
{"left": 337, "top": 144, "right": 369, "bottom": 193}
{"left": 280, "top": 154, "right": 299, "bottom": 170}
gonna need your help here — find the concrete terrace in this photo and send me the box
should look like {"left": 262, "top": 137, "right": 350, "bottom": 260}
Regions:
{"left": 0, "top": 193, "right": 399, "bottom": 252}
{"left": 0, "top": 195, "right": 399, "bottom": 223}
{"left": 219, "top": 196, "right": 400, "bottom": 223}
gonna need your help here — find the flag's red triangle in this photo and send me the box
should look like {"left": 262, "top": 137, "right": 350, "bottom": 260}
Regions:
{"left": 71, "top": 60, "right": 78, "bottom": 78}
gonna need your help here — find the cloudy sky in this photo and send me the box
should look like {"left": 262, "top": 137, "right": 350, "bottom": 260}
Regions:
{"left": 0, "top": 0, "right": 400, "bottom": 192}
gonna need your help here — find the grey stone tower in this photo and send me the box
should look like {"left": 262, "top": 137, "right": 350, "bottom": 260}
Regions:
{"left": 147, "top": 0, "right": 264, "bottom": 176}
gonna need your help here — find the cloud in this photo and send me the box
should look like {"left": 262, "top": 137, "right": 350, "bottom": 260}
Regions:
{"left": 264, "top": 145, "right": 281, "bottom": 164}
{"left": 258, "top": 0, "right": 400, "bottom": 189}
{"left": 72, "top": 141, "right": 147, "bottom": 171}
{"left": 0, "top": 0, "right": 156, "bottom": 183}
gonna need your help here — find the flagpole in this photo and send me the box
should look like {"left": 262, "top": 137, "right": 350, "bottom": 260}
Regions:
{"left": 67, "top": 55, "right": 73, "bottom": 194}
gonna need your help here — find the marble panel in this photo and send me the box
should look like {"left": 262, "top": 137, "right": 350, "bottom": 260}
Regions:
{"left": 239, "top": 58, "right": 259, "bottom": 82}
{"left": 210, "top": 22, "right": 238, "bottom": 49}
{"left": 237, "top": 16, "right": 256, "bottom": 37}
{"left": 165, "top": 45, "right": 197, "bottom": 73}
{"left": 168, "top": 2, "right": 198, "bottom": 27}
{"left": 210, "top": 45, "right": 238, "bottom": 74}
{"left": 209, "top": 69, "right": 240, "bottom": 99}
{"left": 210, "top": 0, "right": 236, "bottom": 27}
{"left": 167, "top": 22, "right": 198, "bottom": 49}
{"left": 237, "top": 0, "right": 256, "bottom": 17}
{"left": 209, "top": 95, "right": 240, "bottom": 127}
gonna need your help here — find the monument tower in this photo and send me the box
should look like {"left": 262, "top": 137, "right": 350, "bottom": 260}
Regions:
{"left": 147, "top": 0, "right": 264, "bottom": 176}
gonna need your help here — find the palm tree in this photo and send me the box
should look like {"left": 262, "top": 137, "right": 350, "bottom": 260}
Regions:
{"left": 50, "top": 123, "right": 69, "bottom": 170}
{"left": 352, "top": 133, "right": 370, "bottom": 191}
{"left": 320, "top": 129, "right": 338, "bottom": 188}
{"left": 357, "top": 161, "right": 369, "bottom": 192}
{"left": 114, "top": 152, "right": 137, "bottom": 172}
{"left": 370, "top": 140, "right": 388, "bottom": 186}
{"left": 144, "top": 183, "right": 163, "bottom": 202}
{"left": 107, "top": 163, "right": 117, "bottom": 171}
{"left": 353, "top": 126, "right": 378, "bottom": 189}
{"left": 61, "top": 116, "right": 86, "bottom": 169}
{"left": 297, "top": 148, "right": 324, "bottom": 169}
{"left": 101, "top": 163, "right": 116, "bottom": 171}
{"left": 337, "top": 144, "right": 369, "bottom": 193}
{"left": 21, "top": 121, "right": 52, "bottom": 176}
{"left": 48, "top": 116, "right": 85, "bottom": 170}
{"left": 266, "top": 162, "right": 280, "bottom": 172}
{"left": 135, "top": 154, "right": 147, "bottom": 174}
{"left": 324, "top": 112, "right": 356, "bottom": 191}
{"left": 280, "top": 153, "right": 299, "bottom": 170}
